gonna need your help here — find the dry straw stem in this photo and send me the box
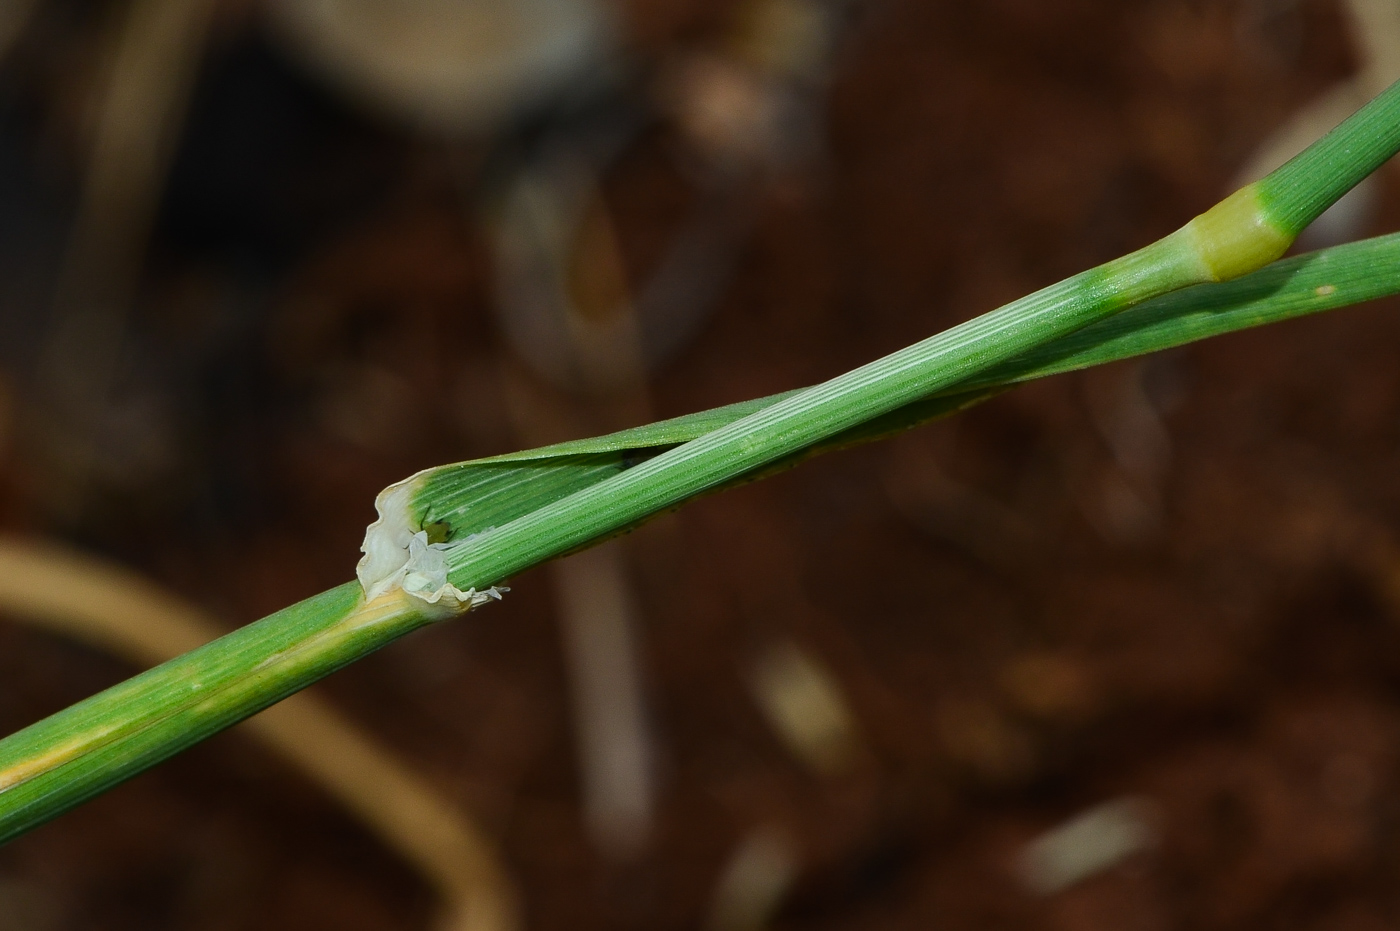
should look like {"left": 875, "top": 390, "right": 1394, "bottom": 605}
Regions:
{"left": 34, "top": 0, "right": 217, "bottom": 510}
{"left": 0, "top": 538, "right": 518, "bottom": 931}
{"left": 4, "top": 80, "right": 1400, "bottom": 844}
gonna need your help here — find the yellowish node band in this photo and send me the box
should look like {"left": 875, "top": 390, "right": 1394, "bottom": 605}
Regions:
{"left": 1181, "top": 183, "right": 1295, "bottom": 283}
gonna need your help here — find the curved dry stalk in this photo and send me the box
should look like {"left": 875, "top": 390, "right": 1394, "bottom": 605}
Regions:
{"left": 0, "top": 537, "right": 518, "bottom": 931}
{"left": 32, "top": 0, "right": 217, "bottom": 514}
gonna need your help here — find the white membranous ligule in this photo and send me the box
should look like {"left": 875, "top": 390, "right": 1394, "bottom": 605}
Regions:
{"left": 357, "top": 474, "right": 505, "bottom": 608}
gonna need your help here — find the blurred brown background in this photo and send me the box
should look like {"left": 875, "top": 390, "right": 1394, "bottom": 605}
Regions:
{"left": 2, "top": 0, "right": 1400, "bottom": 928}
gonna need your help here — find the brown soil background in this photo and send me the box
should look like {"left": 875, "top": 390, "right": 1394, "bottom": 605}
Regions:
{"left": 4, "top": 0, "right": 1400, "bottom": 928}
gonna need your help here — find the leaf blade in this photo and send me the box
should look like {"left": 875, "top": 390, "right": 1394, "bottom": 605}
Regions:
{"left": 412, "top": 232, "right": 1400, "bottom": 542}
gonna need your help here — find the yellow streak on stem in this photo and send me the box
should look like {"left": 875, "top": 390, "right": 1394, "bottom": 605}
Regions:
{"left": 0, "top": 591, "right": 460, "bottom": 798}
{"left": 0, "top": 725, "right": 120, "bottom": 793}
{"left": 250, "top": 587, "right": 457, "bottom": 675}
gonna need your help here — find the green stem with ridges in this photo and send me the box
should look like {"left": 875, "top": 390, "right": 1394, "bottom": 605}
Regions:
{"left": 441, "top": 222, "right": 1399, "bottom": 468}
{"left": 1258, "top": 77, "right": 1400, "bottom": 237}
{"left": 0, "top": 584, "right": 443, "bottom": 844}
{"left": 4, "top": 81, "right": 1400, "bottom": 845}
{"left": 435, "top": 224, "right": 1226, "bottom": 590}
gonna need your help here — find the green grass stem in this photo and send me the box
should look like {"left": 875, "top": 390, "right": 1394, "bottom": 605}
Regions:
{"left": 3, "top": 81, "right": 1400, "bottom": 845}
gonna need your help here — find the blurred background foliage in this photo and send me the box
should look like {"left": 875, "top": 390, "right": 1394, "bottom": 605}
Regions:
{"left": 2, "top": 0, "right": 1400, "bottom": 929}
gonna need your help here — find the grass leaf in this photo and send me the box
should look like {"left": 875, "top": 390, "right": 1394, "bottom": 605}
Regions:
{"left": 411, "top": 232, "right": 1400, "bottom": 545}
